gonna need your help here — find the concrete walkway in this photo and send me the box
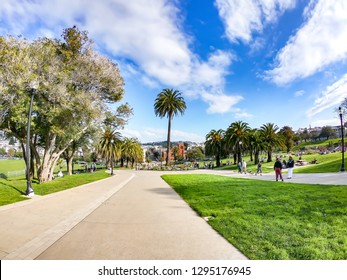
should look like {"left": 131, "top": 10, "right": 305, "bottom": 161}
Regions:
{"left": 204, "top": 169, "right": 347, "bottom": 185}
{"left": 1, "top": 169, "right": 345, "bottom": 260}
{"left": 0, "top": 170, "right": 247, "bottom": 260}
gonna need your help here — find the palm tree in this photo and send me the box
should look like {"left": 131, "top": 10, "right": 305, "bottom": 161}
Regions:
{"left": 205, "top": 129, "right": 225, "bottom": 167}
{"left": 122, "top": 137, "right": 143, "bottom": 168}
{"left": 98, "top": 129, "right": 122, "bottom": 175}
{"left": 154, "top": 88, "right": 186, "bottom": 166}
{"left": 225, "top": 121, "right": 250, "bottom": 164}
{"left": 251, "top": 129, "right": 265, "bottom": 164}
{"left": 260, "top": 123, "right": 283, "bottom": 162}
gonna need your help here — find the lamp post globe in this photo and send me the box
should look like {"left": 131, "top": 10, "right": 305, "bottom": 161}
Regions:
{"left": 339, "top": 107, "right": 345, "bottom": 172}
{"left": 25, "top": 81, "right": 39, "bottom": 196}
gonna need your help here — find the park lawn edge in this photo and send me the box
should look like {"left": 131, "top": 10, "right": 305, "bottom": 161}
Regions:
{"left": 161, "top": 173, "right": 347, "bottom": 260}
{"left": 0, "top": 170, "right": 110, "bottom": 206}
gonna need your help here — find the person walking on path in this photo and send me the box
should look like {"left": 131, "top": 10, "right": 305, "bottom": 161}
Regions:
{"left": 237, "top": 162, "right": 242, "bottom": 173}
{"left": 287, "top": 155, "right": 295, "bottom": 179}
{"left": 274, "top": 158, "right": 284, "bottom": 181}
{"left": 256, "top": 161, "right": 263, "bottom": 176}
{"left": 242, "top": 160, "right": 247, "bottom": 174}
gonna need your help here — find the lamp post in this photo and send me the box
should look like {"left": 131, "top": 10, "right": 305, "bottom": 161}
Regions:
{"left": 25, "top": 81, "right": 39, "bottom": 196}
{"left": 110, "top": 139, "right": 114, "bottom": 175}
{"left": 239, "top": 141, "right": 242, "bottom": 163}
{"left": 339, "top": 107, "right": 345, "bottom": 172}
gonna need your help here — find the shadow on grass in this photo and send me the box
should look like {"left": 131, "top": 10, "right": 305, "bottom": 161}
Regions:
{"left": 0, "top": 180, "right": 26, "bottom": 195}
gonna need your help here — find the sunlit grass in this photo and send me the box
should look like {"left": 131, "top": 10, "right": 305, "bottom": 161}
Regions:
{"left": 0, "top": 170, "right": 109, "bottom": 206}
{"left": 162, "top": 174, "right": 347, "bottom": 260}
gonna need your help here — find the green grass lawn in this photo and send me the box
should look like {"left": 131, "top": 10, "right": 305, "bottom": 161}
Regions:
{"left": 0, "top": 159, "right": 26, "bottom": 172}
{"left": 162, "top": 174, "right": 347, "bottom": 260}
{"left": 0, "top": 170, "right": 110, "bottom": 206}
{"left": 0, "top": 159, "right": 104, "bottom": 175}
{"left": 204, "top": 151, "right": 344, "bottom": 174}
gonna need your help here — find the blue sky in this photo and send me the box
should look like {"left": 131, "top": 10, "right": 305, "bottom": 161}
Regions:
{"left": 1, "top": 0, "right": 347, "bottom": 143}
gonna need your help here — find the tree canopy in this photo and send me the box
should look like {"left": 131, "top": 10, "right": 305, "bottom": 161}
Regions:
{"left": 0, "top": 26, "right": 128, "bottom": 182}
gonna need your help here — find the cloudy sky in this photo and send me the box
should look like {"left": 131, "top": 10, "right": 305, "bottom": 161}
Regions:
{"left": 1, "top": 0, "right": 347, "bottom": 143}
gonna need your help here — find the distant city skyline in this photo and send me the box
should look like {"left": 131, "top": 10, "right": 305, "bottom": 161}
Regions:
{"left": 1, "top": 0, "right": 347, "bottom": 143}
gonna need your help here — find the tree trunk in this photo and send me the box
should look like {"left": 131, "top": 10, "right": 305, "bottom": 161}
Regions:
{"left": 267, "top": 150, "right": 272, "bottom": 162}
{"left": 31, "top": 141, "right": 42, "bottom": 179}
{"left": 216, "top": 154, "right": 221, "bottom": 167}
{"left": 67, "top": 156, "right": 74, "bottom": 175}
{"left": 254, "top": 150, "right": 259, "bottom": 164}
{"left": 37, "top": 134, "right": 69, "bottom": 183}
{"left": 238, "top": 151, "right": 242, "bottom": 163}
{"left": 166, "top": 114, "right": 172, "bottom": 166}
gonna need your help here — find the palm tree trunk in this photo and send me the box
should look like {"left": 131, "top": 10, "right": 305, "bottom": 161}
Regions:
{"left": 254, "top": 150, "right": 259, "bottom": 164}
{"left": 267, "top": 150, "right": 272, "bottom": 162}
{"left": 216, "top": 154, "right": 221, "bottom": 167}
{"left": 166, "top": 114, "right": 172, "bottom": 166}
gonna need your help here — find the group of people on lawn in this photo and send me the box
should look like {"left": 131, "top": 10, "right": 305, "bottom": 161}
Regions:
{"left": 238, "top": 155, "right": 295, "bottom": 181}
{"left": 274, "top": 156, "right": 295, "bottom": 181}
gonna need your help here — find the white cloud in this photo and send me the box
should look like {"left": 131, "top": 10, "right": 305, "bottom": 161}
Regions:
{"left": 202, "top": 92, "right": 244, "bottom": 114}
{"left": 233, "top": 109, "right": 254, "bottom": 119}
{"left": 215, "top": 0, "right": 296, "bottom": 43}
{"left": 0, "top": 0, "right": 243, "bottom": 115}
{"left": 266, "top": 0, "right": 347, "bottom": 85}
{"left": 311, "top": 119, "right": 340, "bottom": 127}
{"left": 294, "top": 90, "right": 305, "bottom": 97}
{"left": 306, "top": 73, "right": 347, "bottom": 117}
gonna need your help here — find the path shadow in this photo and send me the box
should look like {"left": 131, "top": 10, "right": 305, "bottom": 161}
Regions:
{"left": 147, "top": 187, "right": 181, "bottom": 200}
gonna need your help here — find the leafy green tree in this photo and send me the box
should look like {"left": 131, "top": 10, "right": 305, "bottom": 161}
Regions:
{"left": 171, "top": 146, "right": 180, "bottom": 161}
{"left": 205, "top": 129, "right": 225, "bottom": 167}
{"left": 154, "top": 88, "right": 186, "bottom": 166}
{"left": 225, "top": 121, "right": 250, "bottom": 164}
{"left": 7, "top": 148, "right": 15, "bottom": 158}
{"left": 186, "top": 146, "right": 205, "bottom": 161}
{"left": 98, "top": 130, "right": 122, "bottom": 175}
{"left": 301, "top": 128, "right": 310, "bottom": 142}
{"left": 0, "top": 26, "right": 126, "bottom": 182}
{"left": 260, "top": 123, "right": 283, "bottom": 162}
{"left": 319, "top": 126, "right": 336, "bottom": 140}
{"left": 280, "top": 126, "right": 295, "bottom": 153}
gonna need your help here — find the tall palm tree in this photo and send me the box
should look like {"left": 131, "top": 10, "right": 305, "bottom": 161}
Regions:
{"left": 205, "top": 129, "right": 225, "bottom": 167}
{"left": 98, "top": 129, "right": 122, "bottom": 175}
{"left": 225, "top": 121, "right": 250, "bottom": 164}
{"left": 154, "top": 88, "right": 186, "bottom": 166}
{"left": 260, "top": 123, "right": 283, "bottom": 162}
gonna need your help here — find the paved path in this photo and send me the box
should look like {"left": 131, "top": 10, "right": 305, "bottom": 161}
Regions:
{"left": 0, "top": 170, "right": 246, "bottom": 260}
{"left": 1, "top": 169, "right": 346, "bottom": 260}
{"left": 206, "top": 169, "right": 347, "bottom": 185}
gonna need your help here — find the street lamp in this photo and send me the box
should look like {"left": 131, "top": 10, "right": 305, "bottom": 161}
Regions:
{"left": 110, "top": 139, "right": 114, "bottom": 175}
{"left": 339, "top": 107, "right": 345, "bottom": 172}
{"left": 239, "top": 141, "right": 242, "bottom": 163}
{"left": 25, "top": 81, "right": 39, "bottom": 196}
